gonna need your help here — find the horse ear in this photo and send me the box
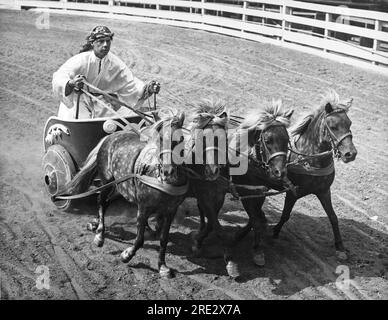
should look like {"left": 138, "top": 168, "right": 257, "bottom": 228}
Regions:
{"left": 325, "top": 102, "right": 333, "bottom": 114}
{"left": 219, "top": 111, "right": 228, "bottom": 118}
{"left": 284, "top": 109, "right": 294, "bottom": 119}
{"left": 345, "top": 98, "right": 353, "bottom": 109}
{"left": 178, "top": 112, "right": 185, "bottom": 127}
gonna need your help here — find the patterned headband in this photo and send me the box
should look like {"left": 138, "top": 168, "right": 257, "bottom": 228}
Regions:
{"left": 87, "top": 26, "right": 114, "bottom": 43}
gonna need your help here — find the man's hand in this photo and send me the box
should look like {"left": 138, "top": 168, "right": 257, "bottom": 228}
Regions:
{"left": 69, "top": 74, "right": 85, "bottom": 90}
{"left": 147, "top": 80, "right": 160, "bottom": 95}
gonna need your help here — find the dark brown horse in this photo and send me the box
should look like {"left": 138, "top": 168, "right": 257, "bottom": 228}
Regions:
{"left": 272, "top": 90, "right": 357, "bottom": 260}
{"left": 191, "top": 99, "right": 294, "bottom": 274}
{"left": 183, "top": 100, "right": 237, "bottom": 276}
{"left": 236, "top": 90, "right": 357, "bottom": 261}
{"left": 144, "top": 99, "right": 233, "bottom": 275}
{"left": 61, "top": 111, "right": 188, "bottom": 278}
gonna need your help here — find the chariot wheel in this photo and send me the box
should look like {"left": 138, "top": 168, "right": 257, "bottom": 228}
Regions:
{"left": 42, "top": 144, "right": 76, "bottom": 211}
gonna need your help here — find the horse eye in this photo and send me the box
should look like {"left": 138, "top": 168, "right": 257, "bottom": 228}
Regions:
{"left": 331, "top": 124, "right": 338, "bottom": 130}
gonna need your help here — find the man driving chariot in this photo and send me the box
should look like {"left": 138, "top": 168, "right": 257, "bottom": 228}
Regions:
{"left": 52, "top": 26, "right": 160, "bottom": 119}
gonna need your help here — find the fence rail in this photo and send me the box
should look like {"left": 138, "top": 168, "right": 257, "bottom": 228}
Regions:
{"left": 2, "top": 0, "right": 388, "bottom": 73}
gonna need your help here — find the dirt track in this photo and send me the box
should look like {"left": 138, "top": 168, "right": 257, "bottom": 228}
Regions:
{"left": 0, "top": 9, "right": 387, "bottom": 300}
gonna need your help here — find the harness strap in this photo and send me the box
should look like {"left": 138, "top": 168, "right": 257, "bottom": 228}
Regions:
{"left": 267, "top": 151, "right": 287, "bottom": 163}
{"left": 287, "top": 160, "right": 335, "bottom": 176}
{"left": 53, "top": 173, "right": 189, "bottom": 201}
{"left": 288, "top": 145, "right": 333, "bottom": 159}
{"left": 237, "top": 188, "right": 290, "bottom": 200}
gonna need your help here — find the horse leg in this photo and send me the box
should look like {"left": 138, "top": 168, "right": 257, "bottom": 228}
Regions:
{"left": 93, "top": 187, "right": 112, "bottom": 247}
{"left": 273, "top": 192, "right": 298, "bottom": 239}
{"left": 210, "top": 200, "right": 240, "bottom": 278}
{"left": 144, "top": 214, "right": 163, "bottom": 240}
{"left": 316, "top": 190, "right": 347, "bottom": 261}
{"left": 233, "top": 216, "right": 252, "bottom": 243}
{"left": 191, "top": 209, "right": 213, "bottom": 257}
{"left": 158, "top": 212, "right": 175, "bottom": 278}
{"left": 240, "top": 197, "right": 266, "bottom": 266}
{"left": 121, "top": 207, "right": 147, "bottom": 263}
{"left": 190, "top": 189, "right": 210, "bottom": 253}
{"left": 87, "top": 184, "right": 114, "bottom": 233}
{"left": 199, "top": 209, "right": 206, "bottom": 232}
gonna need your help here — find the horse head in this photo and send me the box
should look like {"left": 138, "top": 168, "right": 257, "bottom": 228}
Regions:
{"left": 189, "top": 99, "right": 229, "bottom": 181}
{"left": 291, "top": 89, "right": 357, "bottom": 164}
{"left": 322, "top": 92, "right": 357, "bottom": 163}
{"left": 149, "top": 109, "right": 186, "bottom": 184}
{"left": 240, "top": 99, "right": 293, "bottom": 181}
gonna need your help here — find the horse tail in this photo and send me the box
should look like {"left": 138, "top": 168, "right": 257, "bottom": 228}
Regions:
{"left": 61, "top": 136, "right": 109, "bottom": 195}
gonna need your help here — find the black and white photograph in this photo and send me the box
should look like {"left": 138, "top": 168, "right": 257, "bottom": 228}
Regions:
{"left": 0, "top": 0, "right": 387, "bottom": 305}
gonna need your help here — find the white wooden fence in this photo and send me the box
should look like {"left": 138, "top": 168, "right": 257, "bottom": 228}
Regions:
{"left": 2, "top": 0, "right": 388, "bottom": 74}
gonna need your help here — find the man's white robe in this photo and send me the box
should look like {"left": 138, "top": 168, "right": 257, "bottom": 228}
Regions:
{"left": 52, "top": 51, "right": 146, "bottom": 119}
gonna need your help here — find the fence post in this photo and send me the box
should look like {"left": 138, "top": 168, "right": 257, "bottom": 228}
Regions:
{"left": 108, "top": 0, "right": 113, "bottom": 16}
{"left": 201, "top": 0, "right": 204, "bottom": 24}
{"left": 281, "top": 2, "right": 287, "bottom": 42}
{"left": 61, "top": 0, "right": 67, "bottom": 11}
{"left": 324, "top": 12, "right": 330, "bottom": 52}
{"left": 372, "top": 19, "right": 381, "bottom": 65}
{"left": 156, "top": 0, "right": 160, "bottom": 20}
{"left": 242, "top": 1, "right": 246, "bottom": 33}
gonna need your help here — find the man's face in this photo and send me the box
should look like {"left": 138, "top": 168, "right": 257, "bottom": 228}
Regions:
{"left": 92, "top": 37, "right": 111, "bottom": 59}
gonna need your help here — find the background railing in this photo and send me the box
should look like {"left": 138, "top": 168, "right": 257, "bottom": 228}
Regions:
{"left": 3, "top": 0, "right": 388, "bottom": 73}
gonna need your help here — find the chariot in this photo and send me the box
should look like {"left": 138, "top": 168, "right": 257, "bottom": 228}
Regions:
{"left": 42, "top": 114, "right": 146, "bottom": 210}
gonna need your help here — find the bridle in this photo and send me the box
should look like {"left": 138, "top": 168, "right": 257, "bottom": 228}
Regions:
{"left": 323, "top": 109, "right": 352, "bottom": 158}
{"left": 183, "top": 114, "right": 229, "bottom": 181}
{"left": 154, "top": 121, "right": 185, "bottom": 181}
{"left": 253, "top": 123, "right": 289, "bottom": 170}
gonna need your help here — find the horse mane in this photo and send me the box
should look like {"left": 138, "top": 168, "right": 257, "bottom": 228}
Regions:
{"left": 188, "top": 98, "right": 228, "bottom": 129}
{"left": 290, "top": 89, "right": 352, "bottom": 137}
{"left": 239, "top": 98, "right": 291, "bottom": 131}
{"left": 139, "top": 108, "right": 184, "bottom": 143}
{"left": 150, "top": 115, "right": 180, "bottom": 132}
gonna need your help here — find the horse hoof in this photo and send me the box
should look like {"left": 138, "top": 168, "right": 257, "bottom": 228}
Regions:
{"left": 86, "top": 222, "right": 98, "bottom": 232}
{"left": 253, "top": 252, "right": 265, "bottom": 267}
{"left": 159, "top": 265, "right": 173, "bottom": 279}
{"left": 93, "top": 234, "right": 104, "bottom": 247}
{"left": 120, "top": 249, "right": 133, "bottom": 263}
{"left": 226, "top": 261, "right": 240, "bottom": 279}
{"left": 336, "top": 250, "right": 348, "bottom": 261}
